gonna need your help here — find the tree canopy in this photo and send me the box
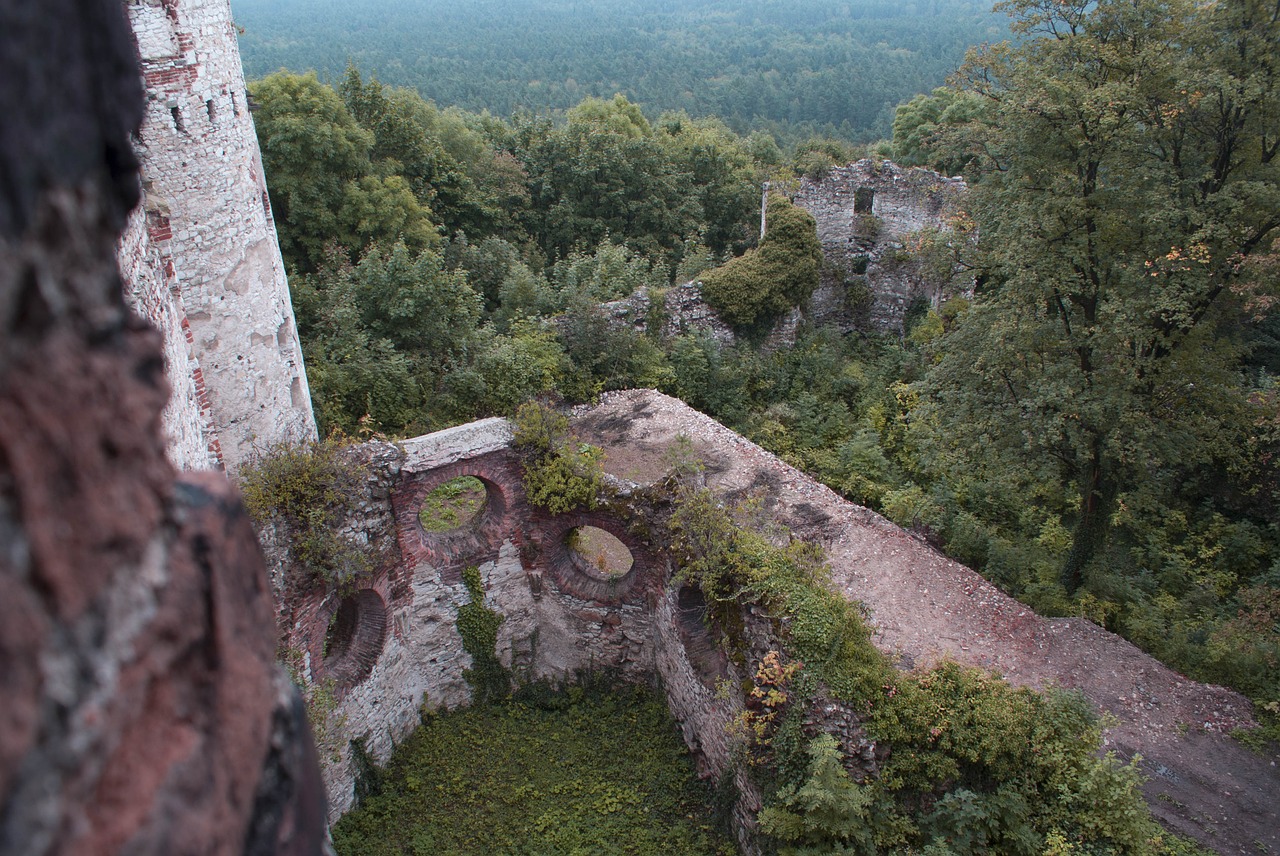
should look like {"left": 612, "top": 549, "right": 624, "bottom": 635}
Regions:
{"left": 246, "top": 0, "right": 1280, "bottom": 806}
{"left": 915, "top": 0, "right": 1280, "bottom": 592}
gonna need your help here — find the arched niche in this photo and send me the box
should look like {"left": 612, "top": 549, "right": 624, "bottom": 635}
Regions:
{"left": 539, "top": 513, "right": 654, "bottom": 605}
{"left": 322, "top": 588, "right": 388, "bottom": 691}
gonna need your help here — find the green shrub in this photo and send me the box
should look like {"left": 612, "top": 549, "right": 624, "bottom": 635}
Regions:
{"left": 758, "top": 734, "right": 877, "bottom": 855}
{"left": 700, "top": 194, "right": 822, "bottom": 332}
{"left": 665, "top": 487, "right": 1164, "bottom": 855}
{"left": 512, "top": 400, "right": 606, "bottom": 513}
{"left": 237, "top": 437, "right": 370, "bottom": 584}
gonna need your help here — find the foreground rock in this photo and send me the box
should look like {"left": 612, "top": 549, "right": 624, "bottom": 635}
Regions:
{"left": 0, "top": 1, "right": 325, "bottom": 851}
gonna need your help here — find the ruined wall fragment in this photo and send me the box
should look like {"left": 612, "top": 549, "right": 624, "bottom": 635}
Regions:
{"left": 124, "top": 0, "right": 316, "bottom": 471}
{"left": 794, "top": 159, "right": 972, "bottom": 333}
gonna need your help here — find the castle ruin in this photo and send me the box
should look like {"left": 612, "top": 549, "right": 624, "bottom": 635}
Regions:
{"left": 120, "top": 0, "right": 316, "bottom": 471}
{"left": 795, "top": 159, "right": 973, "bottom": 333}
{"left": 70, "top": 5, "right": 1279, "bottom": 853}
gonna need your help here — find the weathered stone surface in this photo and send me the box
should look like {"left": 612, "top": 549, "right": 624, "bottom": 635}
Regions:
{"left": 400, "top": 418, "right": 512, "bottom": 471}
{"left": 600, "top": 280, "right": 800, "bottom": 351}
{"left": 119, "top": 0, "right": 317, "bottom": 471}
{"left": 597, "top": 162, "right": 973, "bottom": 348}
{"left": 794, "top": 159, "right": 972, "bottom": 333}
{"left": 0, "top": 3, "right": 325, "bottom": 851}
{"left": 262, "top": 389, "right": 1279, "bottom": 853}
{"left": 118, "top": 204, "right": 216, "bottom": 469}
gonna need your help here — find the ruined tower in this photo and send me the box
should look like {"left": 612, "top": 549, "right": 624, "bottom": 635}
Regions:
{"left": 120, "top": 0, "right": 316, "bottom": 470}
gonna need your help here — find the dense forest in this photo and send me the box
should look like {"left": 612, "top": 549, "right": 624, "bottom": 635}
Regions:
{"left": 231, "top": 0, "right": 1005, "bottom": 144}
{"left": 245, "top": 0, "right": 1278, "bottom": 850}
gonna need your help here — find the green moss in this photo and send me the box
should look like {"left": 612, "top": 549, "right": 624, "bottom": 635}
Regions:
{"left": 331, "top": 680, "right": 736, "bottom": 856}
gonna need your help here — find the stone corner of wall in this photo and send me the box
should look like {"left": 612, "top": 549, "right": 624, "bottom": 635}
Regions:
{"left": 400, "top": 417, "right": 514, "bottom": 472}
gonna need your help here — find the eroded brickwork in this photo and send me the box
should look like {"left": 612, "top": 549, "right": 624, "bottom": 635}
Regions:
{"left": 122, "top": 0, "right": 316, "bottom": 470}
{"left": 117, "top": 204, "right": 218, "bottom": 469}
{"left": 255, "top": 392, "right": 1280, "bottom": 854}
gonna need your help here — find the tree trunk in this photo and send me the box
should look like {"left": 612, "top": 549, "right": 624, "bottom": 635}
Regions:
{"left": 1060, "top": 436, "right": 1113, "bottom": 594}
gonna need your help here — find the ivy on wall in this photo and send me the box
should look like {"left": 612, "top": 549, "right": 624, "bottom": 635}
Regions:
{"left": 700, "top": 193, "right": 822, "bottom": 333}
{"left": 457, "top": 565, "right": 510, "bottom": 704}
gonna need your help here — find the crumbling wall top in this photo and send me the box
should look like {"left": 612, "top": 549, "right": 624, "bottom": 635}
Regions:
{"left": 400, "top": 417, "right": 514, "bottom": 472}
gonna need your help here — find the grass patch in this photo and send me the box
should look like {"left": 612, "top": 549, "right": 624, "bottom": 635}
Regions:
{"left": 418, "top": 475, "right": 487, "bottom": 531}
{"left": 332, "top": 678, "right": 737, "bottom": 855}
{"left": 568, "top": 525, "right": 635, "bottom": 579}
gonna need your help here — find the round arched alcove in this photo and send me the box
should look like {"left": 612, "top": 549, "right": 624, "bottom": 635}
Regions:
{"left": 566, "top": 525, "right": 635, "bottom": 581}
{"left": 418, "top": 475, "right": 489, "bottom": 533}
{"left": 322, "top": 588, "right": 388, "bottom": 691}
{"left": 411, "top": 467, "right": 511, "bottom": 579}
{"left": 541, "top": 514, "right": 651, "bottom": 604}
{"left": 675, "top": 584, "right": 728, "bottom": 689}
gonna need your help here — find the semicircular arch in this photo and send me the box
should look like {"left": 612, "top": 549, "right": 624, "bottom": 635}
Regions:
{"left": 539, "top": 511, "right": 660, "bottom": 605}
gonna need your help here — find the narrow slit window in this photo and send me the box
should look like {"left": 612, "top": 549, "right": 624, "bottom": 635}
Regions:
{"left": 853, "top": 187, "right": 875, "bottom": 214}
{"left": 206, "top": 98, "right": 216, "bottom": 123}
{"left": 170, "top": 105, "right": 185, "bottom": 133}
{"left": 230, "top": 91, "right": 240, "bottom": 116}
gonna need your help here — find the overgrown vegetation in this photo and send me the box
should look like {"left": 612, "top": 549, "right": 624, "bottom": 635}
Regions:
{"left": 237, "top": 437, "right": 371, "bottom": 584}
{"left": 886, "top": 0, "right": 1280, "bottom": 733}
{"left": 668, "top": 485, "right": 1178, "bottom": 854}
{"left": 330, "top": 676, "right": 736, "bottom": 855}
{"left": 245, "top": 0, "right": 1278, "bottom": 840}
{"left": 511, "top": 400, "right": 606, "bottom": 514}
{"left": 700, "top": 194, "right": 823, "bottom": 333}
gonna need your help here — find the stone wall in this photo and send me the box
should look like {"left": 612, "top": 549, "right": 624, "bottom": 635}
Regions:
{"left": 122, "top": 0, "right": 316, "bottom": 471}
{"left": 117, "top": 204, "right": 218, "bottom": 470}
{"left": 268, "top": 420, "right": 760, "bottom": 847}
{"left": 573, "top": 390, "right": 1280, "bottom": 856}
{"left": 596, "top": 160, "right": 973, "bottom": 349}
{"left": 259, "top": 388, "right": 1280, "bottom": 855}
{"left": 794, "top": 159, "right": 972, "bottom": 333}
{"left": 601, "top": 280, "right": 800, "bottom": 351}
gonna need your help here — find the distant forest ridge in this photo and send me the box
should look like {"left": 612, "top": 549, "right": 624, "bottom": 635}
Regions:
{"left": 230, "top": 0, "right": 1007, "bottom": 143}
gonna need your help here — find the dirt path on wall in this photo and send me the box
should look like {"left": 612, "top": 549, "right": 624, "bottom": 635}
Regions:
{"left": 573, "top": 389, "right": 1280, "bottom": 856}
